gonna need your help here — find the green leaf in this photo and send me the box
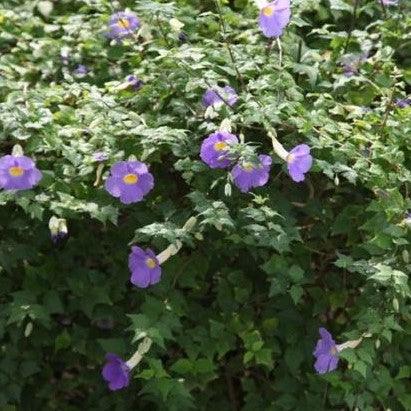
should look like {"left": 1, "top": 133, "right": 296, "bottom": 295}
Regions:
{"left": 289, "top": 285, "right": 304, "bottom": 304}
{"left": 55, "top": 330, "right": 71, "bottom": 352}
{"left": 353, "top": 361, "right": 367, "bottom": 378}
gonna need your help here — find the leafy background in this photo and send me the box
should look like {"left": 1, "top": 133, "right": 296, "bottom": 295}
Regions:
{"left": 0, "top": 0, "right": 410, "bottom": 409}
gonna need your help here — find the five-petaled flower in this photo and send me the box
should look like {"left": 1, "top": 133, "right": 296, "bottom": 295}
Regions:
{"left": 231, "top": 154, "right": 272, "bottom": 193}
{"left": 74, "top": 64, "right": 88, "bottom": 76}
{"left": 128, "top": 246, "right": 162, "bottom": 288}
{"left": 200, "top": 131, "right": 239, "bottom": 169}
{"left": 107, "top": 11, "right": 140, "bottom": 40}
{"left": 343, "top": 63, "right": 357, "bottom": 78}
{"left": 287, "top": 144, "right": 313, "bottom": 182}
{"left": 258, "top": 0, "right": 291, "bottom": 38}
{"left": 92, "top": 151, "right": 109, "bottom": 162}
{"left": 341, "top": 52, "right": 368, "bottom": 77}
{"left": 313, "top": 328, "right": 339, "bottom": 374}
{"left": 126, "top": 75, "right": 144, "bottom": 91}
{"left": 395, "top": 97, "right": 411, "bottom": 108}
{"left": 105, "top": 160, "right": 154, "bottom": 204}
{"left": 202, "top": 86, "right": 238, "bottom": 108}
{"left": 0, "top": 154, "right": 42, "bottom": 191}
{"left": 102, "top": 353, "right": 130, "bottom": 391}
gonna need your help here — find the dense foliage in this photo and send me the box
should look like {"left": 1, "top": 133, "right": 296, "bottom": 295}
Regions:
{"left": 0, "top": 0, "right": 410, "bottom": 409}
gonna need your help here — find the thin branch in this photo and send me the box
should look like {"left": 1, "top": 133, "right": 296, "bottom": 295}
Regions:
{"left": 322, "top": 382, "right": 329, "bottom": 407}
{"left": 155, "top": 14, "right": 172, "bottom": 48}
{"left": 343, "top": 0, "right": 360, "bottom": 53}
{"left": 379, "top": 0, "right": 387, "bottom": 18}
{"left": 380, "top": 90, "right": 395, "bottom": 131}
{"left": 213, "top": 0, "right": 245, "bottom": 89}
{"left": 297, "top": 39, "right": 303, "bottom": 63}
{"left": 178, "top": 59, "right": 233, "bottom": 107}
{"left": 225, "top": 371, "right": 240, "bottom": 411}
{"left": 312, "top": 126, "right": 374, "bottom": 165}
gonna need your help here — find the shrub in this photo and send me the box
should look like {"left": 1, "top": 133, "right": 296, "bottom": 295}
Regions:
{"left": 0, "top": 0, "right": 410, "bottom": 409}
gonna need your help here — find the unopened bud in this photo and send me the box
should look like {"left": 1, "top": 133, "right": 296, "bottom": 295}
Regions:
{"left": 224, "top": 183, "right": 232, "bottom": 197}
{"left": 12, "top": 144, "right": 24, "bottom": 157}
{"left": 24, "top": 322, "right": 33, "bottom": 337}
{"left": 49, "top": 216, "right": 68, "bottom": 244}
{"left": 334, "top": 175, "right": 339, "bottom": 186}
{"left": 220, "top": 118, "right": 232, "bottom": 132}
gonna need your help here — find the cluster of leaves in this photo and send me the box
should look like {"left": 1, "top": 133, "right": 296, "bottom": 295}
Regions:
{"left": 0, "top": 0, "right": 410, "bottom": 409}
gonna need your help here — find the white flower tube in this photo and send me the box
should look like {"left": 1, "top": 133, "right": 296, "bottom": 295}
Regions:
{"left": 156, "top": 216, "right": 197, "bottom": 264}
{"left": 336, "top": 333, "right": 372, "bottom": 352}
{"left": 126, "top": 337, "right": 153, "bottom": 370}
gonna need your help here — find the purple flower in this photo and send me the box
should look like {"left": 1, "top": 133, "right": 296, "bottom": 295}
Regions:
{"left": 231, "top": 154, "right": 272, "bottom": 193}
{"left": 202, "top": 86, "right": 238, "bottom": 108}
{"left": 126, "top": 75, "right": 144, "bottom": 91}
{"left": 287, "top": 144, "right": 313, "bottom": 183}
{"left": 343, "top": 63, "right": 357, "bottom": 77}
{"left": 404, "top": 212, "right": 411, "bottom": 228}
{"left": 258, "top": 0, "right": 291, "bottom": 38}
{"left": 104, "top": 160, "right": 154, "bottom": 204}
{"left": 52, "top": 232, "right": 67, "bottom": 244}
{"left": 341, "top": 52, "right": 368, "bottom": 77}
{"left": 200, "top": 131, "right": 239, "bottom": 169}
{"left": 395, "top": 98, "right": 411, "bottom": 108}
{"left": 0, "top": 155, "right": 42, "bottom": 191}
{"left": 128, "top": 246, "right": 161, "bottom": 288}
{"left": 93, "top": 151, "right": 109, "bottom": 162}
{"left": 107, "top": 11, "right": 140, "bottom": 40}
{"left": 74, "top": 65, "right": 88, "bottom": 76}
{"left": 178, "top": 32, "right": 188, "bottom": 43}
{"left": 102, "top": 353, "right": 130, "bottom": 391}
{"left": 313, "top": 328, "right": 339, "bottom": 374}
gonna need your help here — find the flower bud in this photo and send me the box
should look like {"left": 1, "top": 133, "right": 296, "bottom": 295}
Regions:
{"left": 49, "top": 216, "right": 68, "bottom": 244}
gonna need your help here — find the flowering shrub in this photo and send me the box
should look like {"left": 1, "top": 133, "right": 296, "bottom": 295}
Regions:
{"left": 0, "top": 0, "right": 410, "bottom": 409}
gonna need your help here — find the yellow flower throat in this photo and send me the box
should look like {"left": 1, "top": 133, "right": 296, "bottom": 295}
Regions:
{"left": 123, "top": 173, "right": 138, "bottom": 185}
{"left": 8, "top": 166, "right": 24, "bottom": 177}
{"left": 117, "top": 18, "right": 130, "bottom": 29}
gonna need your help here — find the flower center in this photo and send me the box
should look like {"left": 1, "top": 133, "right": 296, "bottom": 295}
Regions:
{"left": 146, "top": 258, "right": 156, "bottom": 269}
{"left": 243, "top": 162, "right": 255, "bottom": 172}
{"left": 123, "top": 173, "right": 138, "bottom": 185}
{"left": 262, "top": 5, "right": 274, "bottom": 16}
{"left": 286, "top": 153, "right": 295, "bottom": 164}
{"left": 330, "top": 347, "right": 337, "bottom": 355}
{"left": 8, "top": 166, "right": 24, "bottom": 177}
{"left": 117, "top": 18, "right": 130, "bottom": 29}
{"left": 214, "top": 141, "right": 228, "bottom": 151}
